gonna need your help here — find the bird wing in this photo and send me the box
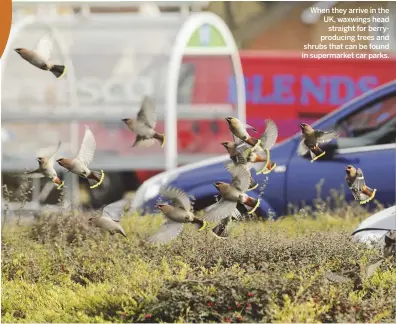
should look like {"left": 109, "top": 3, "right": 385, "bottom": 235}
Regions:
{"left": 203, "top": 198, "right": 238, "bottom": 222}
{"left": 351, "top": 168, "right": 366, "bottom": 191}
{"left": 159, "top": 186, "right": 191, "bottom": 211}
{"left": 324, "top": 271, "right": 351, "bottom": 284}
{"left": 103, "top": 199, "right": 130, "bottom": 222}
{"left": 227, "top": 164, "right": 251, "bottom": 193}
{"left": 315, "top": 129, "right": 339, "bottom": 144}
{"left": 25, "top": 169, "right": 45, "bottom": 178}
{"left": 33, "top": 34, "right": 53, "bottom": 62}
{"left": 297, "top": 138, "right": 310, "bottom": 156}
{"left": 231, "top": 134, "right": 243, "bottom": 145}
{"left": 242, "top": 121, "right": 258, "bottom": 133}
{"left": 132, "top": 135, "right": 157, "bottom": 148}
{"left": 148, "top": 220, "right": 184, "bottom": 245}
{"left": 73, "top": 125, "right": 97, "bottom": 166}
{"left": 47, "top": 140, "right": 62, "bottom": 166}
{"left": 260, "top": 119, "right": 278, "bottom": 149}
{"left": 229, "top": 146, "right": 250, "bottom": 166}
{"left": 137, "top": 96, "right": 157, "bottom": 129}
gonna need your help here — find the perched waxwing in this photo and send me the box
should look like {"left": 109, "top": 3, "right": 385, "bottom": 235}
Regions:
{"left": 122, "top": 95, "right": 165, "bottom": 148}
{"left": 248, "top": 119, "right": 279, "bottom": 174}
{"left": 204, "top": 164, "right": 261, "bottom": 223}
{"left": 88, "top": 199, "right": 129, "bottom": 238}
{"left": 14, "top": 35, "right": 66, "bottom": 79}
{"left": 345, "top": 165, "right": 377, "bottom": 204}
{"left": 384, "top": 230, "right": 396, "bottom": 258}
{"left": 221, "top": 141, "right": 258, "bottom": 191}
{"left": 23, "top": 140, "right": 64, "bottom": 189}
{"left": 57, "top": 125, "right": 105, "bottom": 189}
{"left": 148, "top": 186, "right": 207, "bottom": 244}
{"left": 298, "top": 123, "right": 339, "bottom": 162}
{"left": 225, "top": 117, "right": 261, "bottom": 150}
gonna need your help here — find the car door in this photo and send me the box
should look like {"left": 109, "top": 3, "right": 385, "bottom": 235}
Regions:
{"left": 286, "top": 88, "right": 396, "bottom": 211}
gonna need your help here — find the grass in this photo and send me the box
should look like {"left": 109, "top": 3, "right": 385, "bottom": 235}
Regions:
{"left": 1, "top": 197, "right": 396, "bottom": 323}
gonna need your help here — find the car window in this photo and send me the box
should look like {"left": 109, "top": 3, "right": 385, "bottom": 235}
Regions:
{"left": 334, "top": 92, "right": 396, "bottom": 148}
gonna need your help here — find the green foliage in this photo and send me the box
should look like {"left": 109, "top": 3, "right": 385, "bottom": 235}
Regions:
{"left": 2, "top": 209, "right": 396, "bottom": 323}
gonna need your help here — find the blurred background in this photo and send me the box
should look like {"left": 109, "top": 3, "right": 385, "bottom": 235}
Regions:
{"left": 2, "top": 0, "right": 396, "bottom": 212}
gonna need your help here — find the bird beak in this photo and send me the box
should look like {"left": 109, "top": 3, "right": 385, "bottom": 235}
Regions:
{"left": 36, "top": 158, "right": 40, "bottom": 162}
{"left": 225, "top": 117, "right": 232, "bottom": 123}
{"left": 213, "top": 182, "right": 218, "bottom": 188}
{"left": 299, "top": 124, "right": 305, "bottom": 130}
{"left": 121, "top": 118, "right": 128, "bottom": 123}
{"left": 155, "top": 204, "right": 161, "bottom": 209}
{"left": 221, "top": 142, "right": 227, "bottom": 148}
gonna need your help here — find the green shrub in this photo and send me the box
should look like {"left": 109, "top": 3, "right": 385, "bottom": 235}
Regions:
{"left": 2, "top": 204, "right": 395, "bottom": 323}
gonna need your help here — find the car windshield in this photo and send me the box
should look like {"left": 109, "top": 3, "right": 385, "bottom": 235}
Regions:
{"left": 331, "top": 92, "right": 396, "bottom": 149}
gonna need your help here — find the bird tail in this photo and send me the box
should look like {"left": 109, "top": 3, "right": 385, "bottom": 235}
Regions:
{"left": 50, "top": 65, "right": 66, "bottom": 79}
{"left": 310, "top": 145, "right": 326, "bottom": 162}
{"left": 359, "top": 186, "right": 377, "bottom": 205}
{"left": 240, "top": 195, "right": 261, "bottom": 215}
{"left": 154, "top": 133, "right": 166, "bottom": 148}
{"left": 52, "top": 176, "right": 65, "bottom": 190}
{"left": 246, "top": 137, "right": 261, "bottom": 150}
{"left": 119, "top": 228, "right": 128, "bottom": 239}
{"left": 211, "top": 216, "right": 232, "bottom": 239}
{"left": 87, "top": 170, "right": 105, "bottom": 189}
{"left": 261, "top": 159, "right": 277, "bottom": 175}
{"left": 247, "top": 176, "right": 258, "bottom": 191}
{"left": 192, "top": 217, "right": 207, "bottom": 231}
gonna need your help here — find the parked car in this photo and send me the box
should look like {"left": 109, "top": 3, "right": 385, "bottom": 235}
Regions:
{"left": 131, "top": 80, "right": 396, "bottom": 218}
{"left": 352, "top": 205, "right": 396, "bottom": 246}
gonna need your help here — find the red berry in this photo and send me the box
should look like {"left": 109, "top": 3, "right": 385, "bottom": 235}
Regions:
{"left": 237, "top": 316, "right": 243, "bottom": 321}
{"left": 224, "top": 318, "right": 231, "bottom": 323}
{"left": 144, "top": 314, "right": 152, "bottom": 319}
{"left": 247, "top": 292, "right": 254, "bottom": 297}
{"left": 207, "top": 302, "right": 213, "bottom": 307}
{"left": 246, "top": 303, "right": 251, "bottom": 309}
{"left": 228, "top": 306, "right": 232, "bottom": 310}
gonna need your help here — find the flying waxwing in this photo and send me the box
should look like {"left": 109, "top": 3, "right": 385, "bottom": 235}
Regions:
{"left": 298, "top": 123, "right": 339, "bottom": 162}
{"left": 89, "top": 199, "right": 130, "bottom": 238}
{"left": 325, "top": 231, "right": 396, "bottom": 286}
{"left": 221, "top": 141, "right": 258, "bottom": 191}
{"left": 225, "top": 117, "right": 261, "bottom": 150}
{"left": 122, "top": 95, "right": 165, "bottom": 148}
{"left": 14, "top": 34, "right": 66, "bottom": 79}
{"left": 345, "top": 165, "right": 377, "bottom": 204}
{"left": 23, "top": 140, "right": 64, "bottom": 189}
{"left": 247, "top": 119, "right": 279, "bottom": 175}
{"left": 57, "top": 125, "right": 105, "bottom": 189}
{"left": 203, "top": 164, "right": 261, "bottom": 223}
{"left": 148, "top": 186, "right": 207, "bottom": 245}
